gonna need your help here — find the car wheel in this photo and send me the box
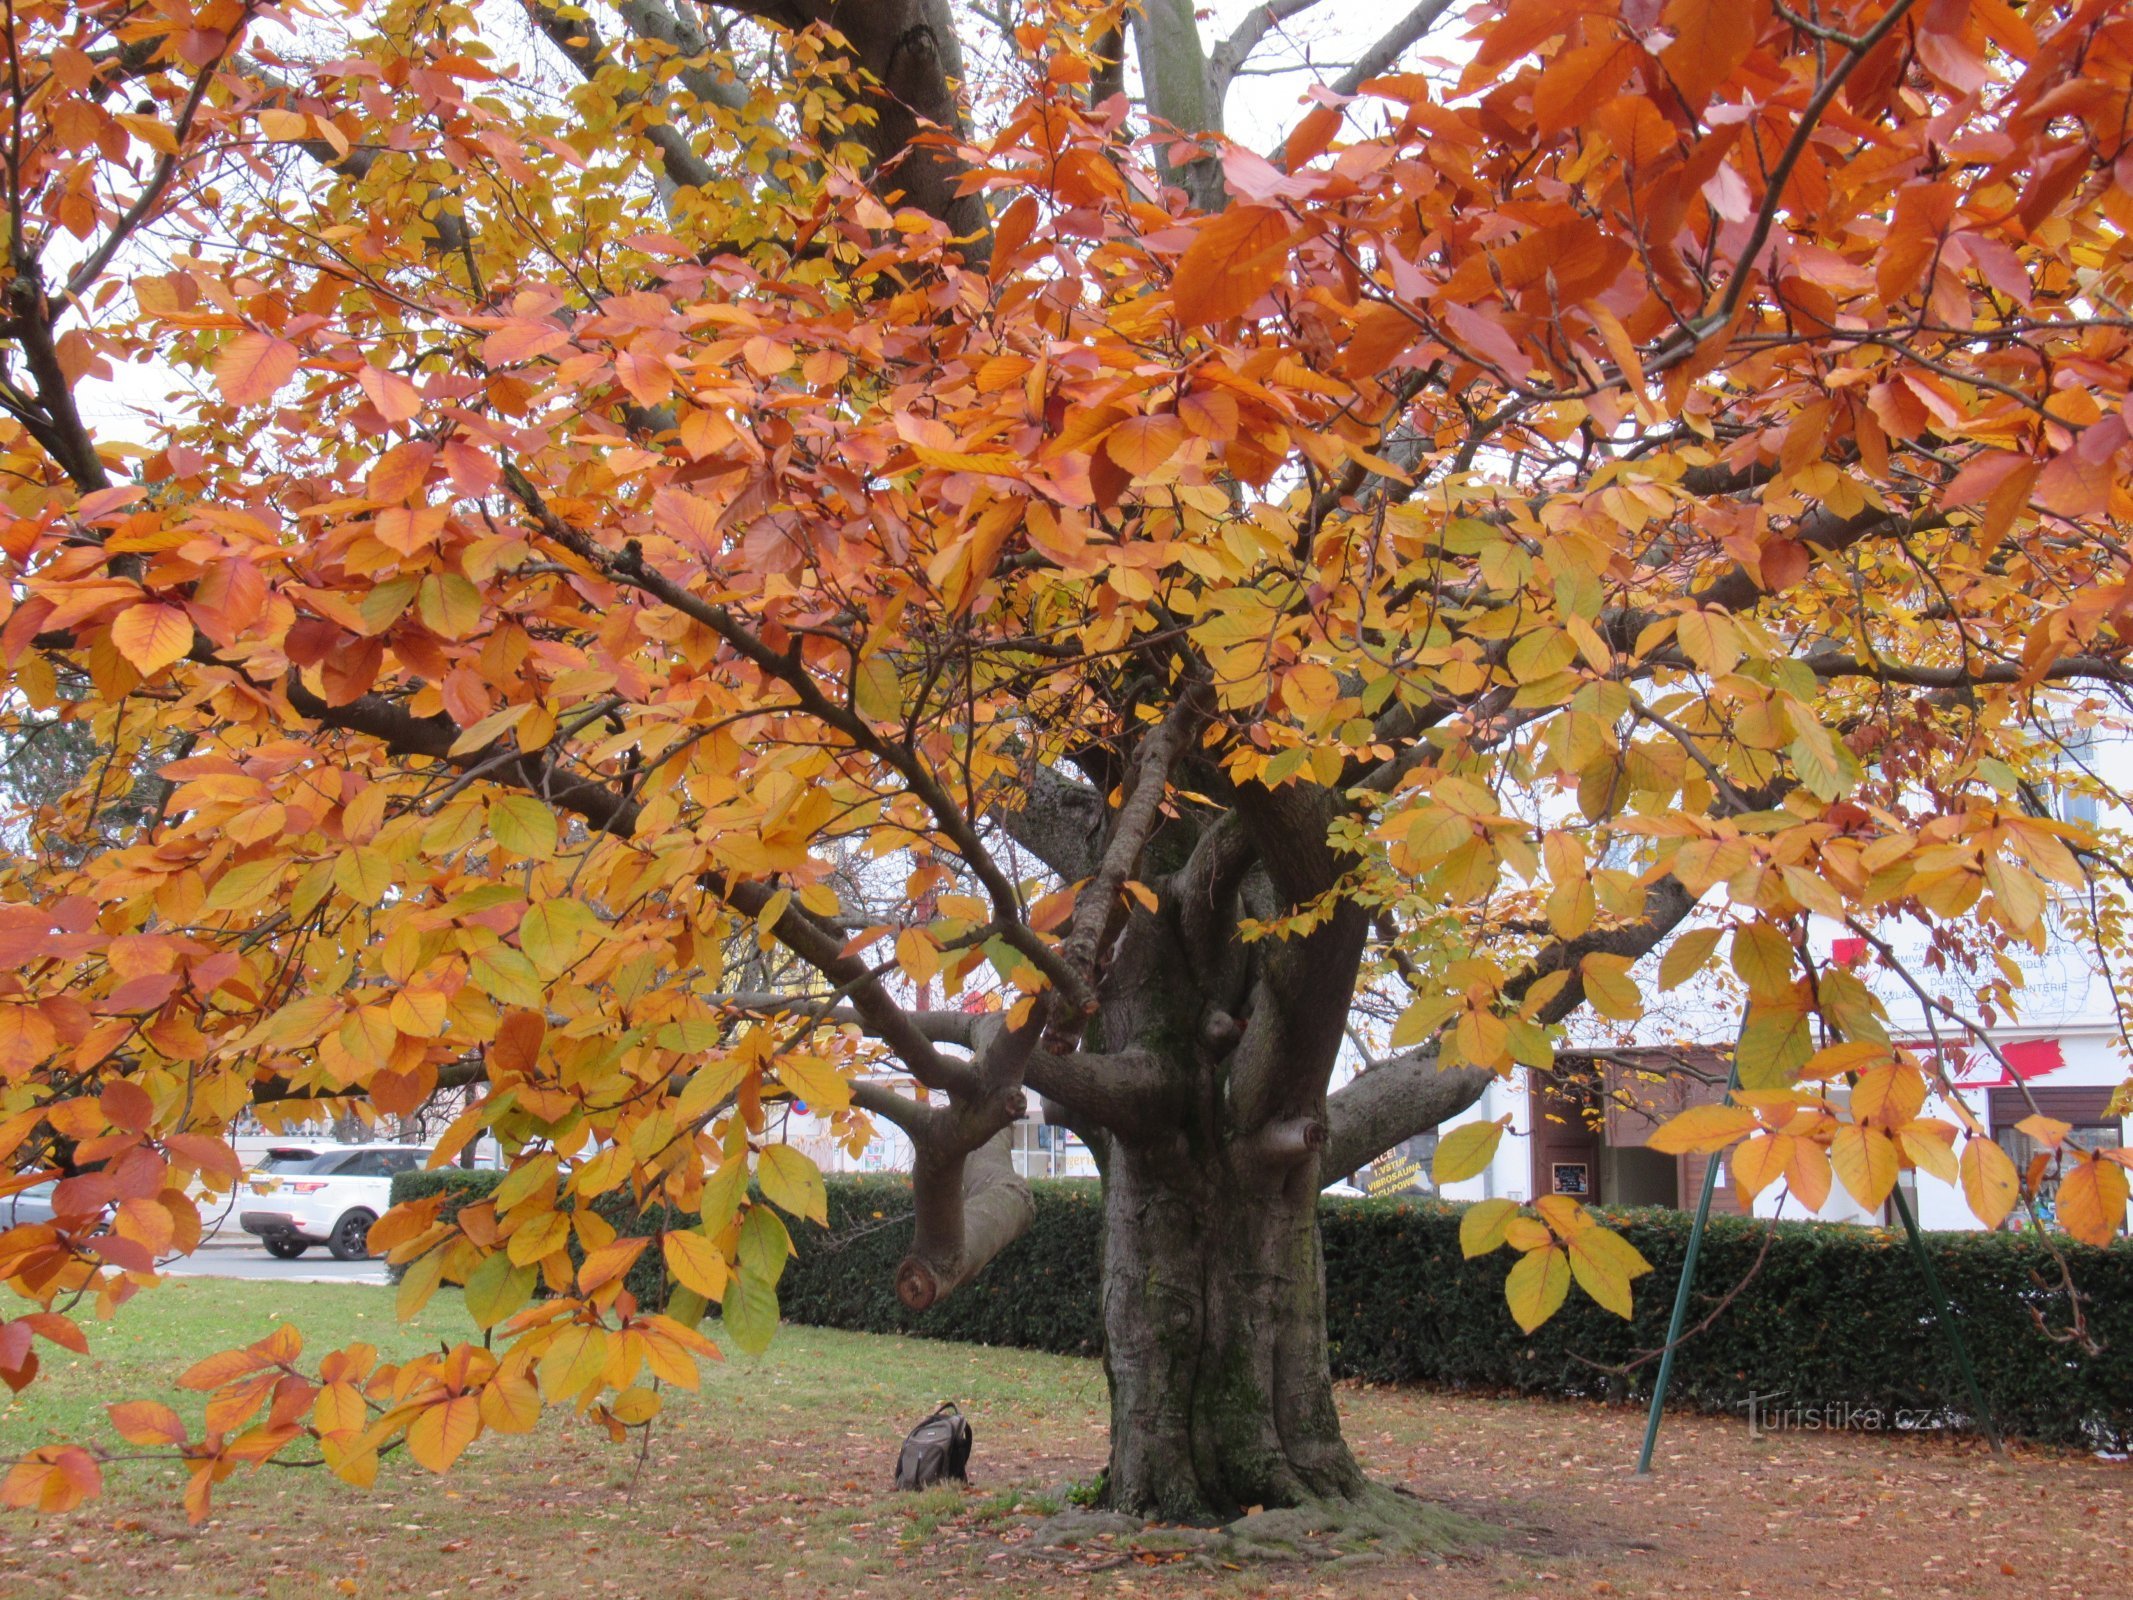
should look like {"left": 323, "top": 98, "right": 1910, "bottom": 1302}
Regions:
{"left": 263, "top": 1236, "right": 309, "bottom": 1260}
{"left": 327, "top": 1209, "right": 376, "bottom": 1261}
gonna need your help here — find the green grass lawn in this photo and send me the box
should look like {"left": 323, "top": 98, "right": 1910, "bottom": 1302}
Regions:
{"left": 3, "top": 1276, "right": 2127, "bottom": 1600}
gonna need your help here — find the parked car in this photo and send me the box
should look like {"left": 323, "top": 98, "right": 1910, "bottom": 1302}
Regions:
{"left": 239, "top": 1145, "right": 428, "bottom": 1260}
{"left": 4, "top": 1178, "right": 60, "bottom": 1228}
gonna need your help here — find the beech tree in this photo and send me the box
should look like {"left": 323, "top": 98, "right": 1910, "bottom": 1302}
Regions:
{"left": 5, "top": 0, "right": 2133, "bottom": 1526}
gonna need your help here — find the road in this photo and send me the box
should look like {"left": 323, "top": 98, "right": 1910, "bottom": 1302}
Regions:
{"left": 165, "top": 1233, "right": 390, "bottom": 1286}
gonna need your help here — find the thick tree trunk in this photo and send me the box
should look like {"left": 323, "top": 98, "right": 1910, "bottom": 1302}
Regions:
{"left": 1098, "top": 1133, "right": 1362, "bottom": 1520}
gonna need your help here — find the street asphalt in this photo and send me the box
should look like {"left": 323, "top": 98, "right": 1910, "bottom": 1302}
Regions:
{"left": 165, "top": 1230, "right": 392, "bottom": 1285}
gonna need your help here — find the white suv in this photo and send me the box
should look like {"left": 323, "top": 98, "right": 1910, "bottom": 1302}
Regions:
{"left": 239, "top": 1145, "right": 429, "bottom": 1261}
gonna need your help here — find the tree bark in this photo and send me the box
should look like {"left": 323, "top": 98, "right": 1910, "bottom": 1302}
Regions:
{"left": 1099, "top": 1125, "right": 1361, "bottom": 1519}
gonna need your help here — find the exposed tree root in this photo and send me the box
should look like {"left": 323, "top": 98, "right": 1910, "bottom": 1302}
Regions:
{"left": 1027, "top": 1482, "right": 1490, "bottom": 1570}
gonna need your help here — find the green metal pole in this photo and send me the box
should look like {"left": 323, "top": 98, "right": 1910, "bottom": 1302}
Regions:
{"left": 1888, "top": 1181, "right": 2005, "bottom": 1457}
{"left": 1635, "top": 1054, "right": 1741, "bottom": 1475}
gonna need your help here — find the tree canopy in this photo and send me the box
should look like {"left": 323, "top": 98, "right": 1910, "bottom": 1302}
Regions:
{"left": 4, "top": 0, "right": 2133, "bottom": 1522}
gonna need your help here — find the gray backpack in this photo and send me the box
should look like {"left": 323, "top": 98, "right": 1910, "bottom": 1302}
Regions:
{"left": 894, "top": 1402, "right": 972, "bottom": 1490}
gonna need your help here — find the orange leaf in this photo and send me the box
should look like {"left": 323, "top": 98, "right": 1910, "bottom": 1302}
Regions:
{"left": 356, "top": 364, "right": 422, "bottom": 424}
{"left": 213, "top": 329, "right": 300, "bottom": 406}
{"left": 110, "top": 603, "right": 194, "bottom": 675}
{"left": 2057, "top": 1155, "right": 2129, "bottom": 1246}
{"left": 2, "top": 1446, "right": 101, "bottom": 1512}
{"left": 1659, "top": 0, "right": 1759, "bottom": 109}
{"left": 482, "top": 320, "right": 570, "bottom": 366}
{"left": 1172, "top": 204, "right": 1294, "bottom": 326}
{"left": 109, "top": 1399, "right": 187, "bottom": 1446}
{"left": 1876, "top": 182, "right": 1956, "bottom": 306}
{"left": 1103, "top": 414, "right": 1187, "bottom": 477}
{"left": 1532, "top": 39, "right": 1637, "bottom": 137}
{"left": 577, "top": 1235, "right": 649, "bottom": 1294}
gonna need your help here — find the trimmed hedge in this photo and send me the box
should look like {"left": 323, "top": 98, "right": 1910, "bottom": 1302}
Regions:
{"left": 390, "top": 1170, "right": 2133, "bottom": 1448}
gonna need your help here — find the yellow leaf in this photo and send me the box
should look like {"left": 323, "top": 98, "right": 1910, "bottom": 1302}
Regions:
{"left": 1831, "top": 1124, "right": 1899, "bottom": 1211}
{"left": 1648, "top": 1103, "right": 1758, "bottom": 1154}
{"left": 663, "top": 1228, "right": 729, "bottom": 1300}
{"left": 478, "top": 1374, "right": 541, "bottom": 1435}
{"left": 1898, "top": 1120, "right": 1959, "bottom": 1184}
{"left": 405, "top": 1394, "right": 481, "bottom": 1473}
{"left": 1658, "top": 926, "right": 1722, "bottom": 991}
{"left": 1958, "top": 1137, "right": 2019, "bottom": 1229}
{"left": 1728, "top": 1133, "right": 1792, "bottom": 1199}
{"left": 1432, "top": 1119, "right": 1504, "bottom": 1184}
{"left": 758, "top": 1144, "right": 827, "bottom": 1225}
{"left": 520, "top": 900, "right": 593, "bottom": 978}
{"left": 463, "top": 1251, "right": 536, "bottom": 1330}
{"left": 1730, "top": 924, "right": 1795, "bottom": 1001}
{"left": 488, "top": 794, "right": 557, "bottom": 859}
{"left": 610, "top": 1385, "right": 662, "bottom": 1425}
{"left": 255, "top": 108, "right": 310, "bottom": 141}
{"left": 388, "top": 986, "right": 449, "bottom": 1037}
{"left": 1459, "top": 1198, "right": 1518, "bottom": 1257}
{"left": 1852, "top": 1062, "right": 1926, "bottom": 1129}
{"left": 1579, "top": 952, "right": 1642, "bottom": 1021}
{"left": 1504, "top": 1243, "right": 1571, "bottom": 1332}
{"left": 1564, "top": 1235, "right": 1634, "bottom": 1319}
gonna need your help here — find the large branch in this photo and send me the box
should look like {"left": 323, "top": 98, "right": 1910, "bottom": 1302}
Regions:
{"left": 1022, "top": 1045, "right": 1180, "bottom": 1132}
{"left": 700, "top": 0, "right": 987, "bottom": 245}
{"left": 992, "top": 765, "right": 1103, "bottom": 882}
{"left": 1054, "top": 683, "right": 1205, "bottom": 985}
{"left": 1321, "top": 1049, "right": 1492, "bottom": 1178}
{"left": 897, "top": 1126, "right": 1032, "bottom": 1309}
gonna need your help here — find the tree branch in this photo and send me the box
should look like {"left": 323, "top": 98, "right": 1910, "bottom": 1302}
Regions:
{"left": 1322, "top": 1049, "right": 1492, "bottom": 1178}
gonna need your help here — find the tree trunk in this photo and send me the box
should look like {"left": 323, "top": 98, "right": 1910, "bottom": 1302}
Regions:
{"left": 1098, "top": 1129, "right": 1363, "bottom": 1520}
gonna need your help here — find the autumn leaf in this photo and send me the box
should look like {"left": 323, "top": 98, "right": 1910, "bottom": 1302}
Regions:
{"left": 2056, "top": 1156, "right": 2129, "bottom": 1246}
{"left": 664, "top": 1228, "right": 730, "bottom": 1300}
{"left": 1958, "top": 1137, "right": 2020, "bottom": 1229}
{"left": 1503, "top": 1244, "right": 1571, "bottom": 1333}
{"left": 213, "top": 330, "right": 300, "bottom": 406}
{"left": 1104, "top": 414, "right": 1187, "bottom": 477}
{"left": 1433, "top": 1119, "right": 1506, "bottom": 1183}
{"left": 1459, "top": 1198, "right": 1519, "bottom": 1257}
{"left": 1648, "top": 1104, "right": 1759, "bottom": 1155}
{"left": 108, "top": 1399, "right": 187, "bottom": 1446}
{"left": 110, "top": 603, "right": 194, "bottom": 675}
{"left": 1171, "top": 204, "right": 1294, "bottom": 325}
{"left": 406, "top": 1395, "right": 482, "bottom": 1473}
{"left": 1831, "top": 1124, "right": 1899, "bottom": 1211}
{"left": 1, "top": 1446, "right": 101, "bottom": 1513}
{"left": 757, "top": 1145, "right": 828, "bottom": 1226}
{"left": 1532, "top": 40, "right": 1636, "bottom": 137}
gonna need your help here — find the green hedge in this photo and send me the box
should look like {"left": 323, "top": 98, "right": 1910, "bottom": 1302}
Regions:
{"left": 391, "top": 1171, "right": 2133, "bottom": 1448}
